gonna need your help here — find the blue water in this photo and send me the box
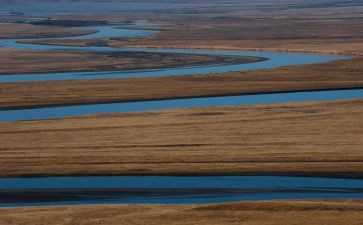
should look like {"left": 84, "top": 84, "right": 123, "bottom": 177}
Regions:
{"left": 1, "top": 89, "right": 362, "bottom": 122}
{"left": 3, "top": 176, "right": 363, "bottom": 189}
{"left": 1, "top": 176, "right": 363, "bottom": 207}
{"left": 0, "top": 24, "right": 347, "bottom": 82}
{"left": 0, "top": 21, "right": 362, "bottom": 208}
{"left": 0, "top": 22, "right": 157, "bottom": 52}
{"left": 0, "top": 23, "right": 360, "bottom": 123}
{"left": 0, "top": 22, "right": 357, "bottom": 122}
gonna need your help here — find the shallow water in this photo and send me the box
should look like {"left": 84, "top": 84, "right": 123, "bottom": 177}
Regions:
{"left": 0, "top": 23, "right": 358, "bottom": 122}
{"left": 0, "top": 24, "right": 347, "bottom": 82}
{"left": 0, "top": 21, "right": 362, "bottom": 207}
{"left": 1, "top": 89, "right": 362, "bottom": 122}
{"left": 1, "top": 176, "right": 363, "bottom": 207}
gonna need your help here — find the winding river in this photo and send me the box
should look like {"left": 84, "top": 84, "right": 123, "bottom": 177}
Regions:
{"left": 0, "top": 22, "right": 362, "bottom": 122}
{"left": 0, "top": 21, "right": 362, "bottom": 207}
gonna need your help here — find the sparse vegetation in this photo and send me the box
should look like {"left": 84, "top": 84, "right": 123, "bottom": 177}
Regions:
{"left": 0, "top": 99, "right": 362, "bottom": 178}
{"left": 1, "top": 200, "right": 363, "bottom": 225}
{"left": 0, "top": 1, "right": 362, "bottom": 223}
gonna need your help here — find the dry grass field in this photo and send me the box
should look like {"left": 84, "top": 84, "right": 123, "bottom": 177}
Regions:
{"left": 1, "top": 200, "right": 363, "bottom": 225}
{"left": 0, "top": 99, "right": 362, "bottom": 177}
{"left": 24, "top": 1, "right": 362, "bottom": 56}
{"left": 0, "top": 1, "right": 363, "bottom": 223}
{"left": 0, "top": 48, "right": 253, "bottom": 75}
{"left": 0, "top": 56, "right": 362, "bottom": 109}
{"left": 0, "top": 23, "right": 94, "bottom": 39}
{"left": 0, "top": 1, "right": 362, "bottom": 111}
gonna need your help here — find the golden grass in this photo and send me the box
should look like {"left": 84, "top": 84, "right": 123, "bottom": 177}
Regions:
{"left": 0, "top": 99, "right": 362, "bottom": 177}
{"left": 1, "top": 200, "right": 363, "bottom": 225}
{"left": 1, "top": 56, "right": 362, "bottom": 109}
{"left": 11, "top": 3, "right": 363, "bottom": 56}
{"left": 0, "top": 3, "right": 363, "bottom": 224}
{"left": 0, "top": 48, "right": 250, "bottom": 76}
{"left": 106, "top": 7, "right": 363, "bottom": 56}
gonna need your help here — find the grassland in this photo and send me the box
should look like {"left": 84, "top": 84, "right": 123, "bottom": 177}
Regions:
{"left": 1, "top": 1, "right": 361, "bottom": 111}
{"left": 1, "top": 200, "right": 363, "bottom": 225}
{"left": 0, "top": 1, "right": 363, "bottom": 223}
{"left": 27, "top": 1, "right": 363, "bottom": 55}
{"left": 0, "top": 99, "right": 362, "bottom": 178}
{"left": 0, "top": 56, "right": 362, "bottom": 109}
{"left": 0, "top": 23, "right": 94, "bottom": 39}
{"left": 0, "top": 48, "right": 255, "bottom": 75}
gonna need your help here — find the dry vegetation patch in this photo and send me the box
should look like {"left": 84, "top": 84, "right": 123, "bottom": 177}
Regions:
{"left": 1, "top": 200, "right": 363, "bottom": 225}
{"left": 0, "top": 99, "right": 362, "bottom": 177}
{"left": 0, "top": 48, "right": 251, "bottom": 76}
{"left": 1, "top": 57, "right": 362, "bottom": 109}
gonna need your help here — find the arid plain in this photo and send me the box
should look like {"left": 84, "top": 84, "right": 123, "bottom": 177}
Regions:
{"left": 0, "top": 0, "right": 363, "bottom": 224}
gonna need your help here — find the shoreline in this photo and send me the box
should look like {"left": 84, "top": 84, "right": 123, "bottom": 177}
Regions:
{"left": 15, "top": 38, "right": 358, "bottom": 56}
{"left": 0, "top": 86, "right": 362, "bottom": 111}
{"left": 1, "top": 171, "right": 363, "bottom": 180}
{"left": 108, "top": 45, "right": 359, "bottom": 57}
{"left": 1, "top": 99, "right": 362, "bottom": 178}
{"left": 0, "top": 55, "right": 265, "bottom": 76}
{"left": 1, "top": 200, "right": 363, "bottom": 224}
{"left": 0, "top": 47, "right": 264, "bottom": 76}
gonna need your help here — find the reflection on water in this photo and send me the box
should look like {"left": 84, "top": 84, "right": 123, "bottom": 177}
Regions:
{"left": 1, "top": 176, "right": 363, "bottom": 207}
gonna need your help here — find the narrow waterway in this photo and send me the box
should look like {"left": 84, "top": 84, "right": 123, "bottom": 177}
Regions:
{"left": 0, "top": 22, "right": 362, "bottom": 208}
{"left": 1, "top": 88, "right": 362, "bottom": 122}
{"left": 1, "top": 176, "right": 363, "bottom": 207}
{"left": 0, "top": 23, "right": 347, "bottom": 82}
{"left": 0, "top": 22, "right": 360, "bottom": 122}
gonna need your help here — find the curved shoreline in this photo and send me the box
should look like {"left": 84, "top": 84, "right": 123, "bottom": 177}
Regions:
{"left": 0, "top": 54, "right": 266, "bottom": 76}
{"left": 107, "top": 44, "right": 358, "bottom": 57}
{"left": 0, "top": 21, "right": 362, "bottom": 208}
{"left": 0, "top": 24, "right": 347, "bottom": 83}
{"left": 1, "top": 88, "right": 362, "bottom": 122}
{"left": 1, "top": 87, "right": 362, "bottom": 111}
{"left": 16, "top": 37, "right": 356, "bottom": 56}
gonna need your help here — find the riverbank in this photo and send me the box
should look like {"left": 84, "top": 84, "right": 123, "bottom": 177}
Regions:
{"left": 0, "top": 1, "right": 362, "bottom": 223}
{"left": 0, "top": 99, "right": 362, "bottom": 178}
{"left": 1, "top": 200, "right": 363, "bottom": 225}
{"left": 28, "top": 3, "right": 363, "bottom": 56}
{"left": 2, "top": 176, "right": 363, "bottom": 207}
{"left": 1, "top": 56, "right": 362, "bottom": 110}
{"left": 0, "top": 48, "right": 257, "bottom": 76}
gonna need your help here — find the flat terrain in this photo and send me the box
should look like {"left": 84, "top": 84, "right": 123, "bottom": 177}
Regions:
{"left": 0, "top": 1, "right": 362, "bottom": 110}
{"left": 1, "top": 56, "right": 362, "bottom": 109}
{"left": 107, "top": 14, "right": 363, "bottom": 55}
{"left": 24, "top": 1, "right": 363, "bottom": 55}
{"left": 0, "top": 1, "right": 363, "bottom": 224}
{"left": 0, "top": 99, "right": 362, "bottom": 177}
{"left": 1, "top": 200, "right": 363, "bottom": 225}
{"left": 0, "top": 23, "right": 94, "bottom": 39}
{"left": 0, "top": 48, "right": 254, "bottom": 75}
